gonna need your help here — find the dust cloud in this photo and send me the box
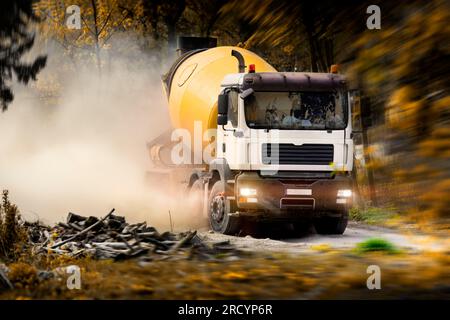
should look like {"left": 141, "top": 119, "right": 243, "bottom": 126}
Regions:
{"left": 0, "top": 40, "right": 197, "bottom": 230}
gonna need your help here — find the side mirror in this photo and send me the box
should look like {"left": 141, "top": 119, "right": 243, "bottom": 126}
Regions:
{"left": 218, "top": 93, "right": 228, "bottom": 115}
{"left": 217, "top": 92, "right": 229, "bottom": 125}
{"left": 217, "top": 114, "right": 228, "bottom": 125}
{"left": 241, "top": 88, "right": 254, "bottom": 99}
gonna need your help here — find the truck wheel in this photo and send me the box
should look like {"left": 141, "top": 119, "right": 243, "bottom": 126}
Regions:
{"left": 187, "top": 179, "right": 206, "bottom": 226}
{"left": 208, "top": 181, "right": 241, "bottom": 235}
{"left": 313, "top": 213, "right": 348, "bottom": 235}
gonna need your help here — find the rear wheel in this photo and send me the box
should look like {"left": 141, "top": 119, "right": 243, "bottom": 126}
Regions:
{"left": 208, "top": 181, "right": 241, "bottom": 235}
{"left": 313, "top": 212, "right": 348, "bottom": 235}
{"left": 187, "top": 179, "right": 208, "bottom": 228}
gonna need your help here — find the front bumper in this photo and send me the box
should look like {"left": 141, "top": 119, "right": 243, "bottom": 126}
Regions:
{"left": 234, "top": 171, "right": 352, "bottom": 217}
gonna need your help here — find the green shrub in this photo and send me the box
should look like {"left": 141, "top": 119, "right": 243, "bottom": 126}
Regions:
{"left": 0, "top": 190, "right": 25, "bottom": 261}
{"left": 356, "top": 238, "right": 400, "bottom": 254}
{"left": 349, "top": 206, "right": 397, "bottom": 225}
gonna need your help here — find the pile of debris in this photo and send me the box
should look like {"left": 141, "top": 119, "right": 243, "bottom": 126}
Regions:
{"left": 25, "top": 209, "right": 238, "bottom": 261}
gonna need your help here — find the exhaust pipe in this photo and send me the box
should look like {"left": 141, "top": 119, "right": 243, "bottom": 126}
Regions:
{"left": 231, "top": 50, "right": 246, "bottom": 73}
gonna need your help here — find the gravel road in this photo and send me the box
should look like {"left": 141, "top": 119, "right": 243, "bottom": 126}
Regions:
{"left": 200, "top": 221, "right": 447, "bottom": 254}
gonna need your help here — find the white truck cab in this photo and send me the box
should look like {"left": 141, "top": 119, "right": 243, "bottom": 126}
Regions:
{"left": 207, "top": 57, "right": 354, "bottom": 235}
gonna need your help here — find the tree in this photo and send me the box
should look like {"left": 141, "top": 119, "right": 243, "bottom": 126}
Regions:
{"left": 141, "top": 0, "right": 186, "bottom": 58}
{"left": 185, "top": 0, "right": 226, "bottom": 37}
{"left": 219, "top": 0, "right": 346, "bottom": 72}
{"left": 0, "top": 0, "right": 47, "bottom": 111}
{"left": 35, "top": 0, "right": 143, "bottom": 73}
{"left": 351, "top": 0, "right": 450, "bottom": 220}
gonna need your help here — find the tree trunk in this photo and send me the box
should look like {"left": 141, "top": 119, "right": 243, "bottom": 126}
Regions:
{"left": 90, "top": 0, "right": 101, "bottom": 75}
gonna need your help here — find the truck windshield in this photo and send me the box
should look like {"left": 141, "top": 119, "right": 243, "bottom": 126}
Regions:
{"left": 244, "top": 91, "right": 348, "bottom": 130}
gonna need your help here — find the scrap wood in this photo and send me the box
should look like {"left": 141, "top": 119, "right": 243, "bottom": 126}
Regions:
{"left": 22, "top": 209, "right": 240, "bottom": 261}
{"left": 51, "top": 208, "right": 116, "bottom": 249}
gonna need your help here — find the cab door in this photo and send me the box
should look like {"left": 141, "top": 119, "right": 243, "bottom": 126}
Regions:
{"left": 221, "top": 90, "right": 240, "bottom": 168}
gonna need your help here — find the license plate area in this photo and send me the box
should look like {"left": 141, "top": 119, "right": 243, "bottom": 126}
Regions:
{"left": 286, "top": 188, "right": 312, "bottom": 196}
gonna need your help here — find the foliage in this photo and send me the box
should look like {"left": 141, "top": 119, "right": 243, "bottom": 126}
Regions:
{"left": 2, "top": 250, "right": 450, "bottom": 299}
{"left": 7, "top": 262, "right": 39, "bottom": 289}
{"left": 0, "top": 0, "right": 47, "bottom": 110}
{"left": 356, "top": 238, "right": 399, "bottom": 254}
{"left": 34, "top": 0, "right": 146, "bottom": 71}
{"left": 351, "top": 0, "right": 450, "bottom": 221}
{"left": 349, "top": 206, "right": 398, "bottom": 225}
{"left": 219, "top": 0, "right": 374, "bottom": 72}
{"left": 0, "top": 190, "right": 26, "bottom": 261}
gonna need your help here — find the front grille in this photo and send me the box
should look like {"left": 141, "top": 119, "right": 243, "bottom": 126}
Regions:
{"left": 262, "top": 144, "right": 334, "bottom": 165}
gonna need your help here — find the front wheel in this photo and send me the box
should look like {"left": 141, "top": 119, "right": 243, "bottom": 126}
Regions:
{"left": 208, "top": 181, "right": 241, "bottom": 235}
{"left": 313, "top": 213, "right": 348, "bottom": 235}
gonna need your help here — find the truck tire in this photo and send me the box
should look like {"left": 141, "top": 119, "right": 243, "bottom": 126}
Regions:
{"left": 208, "top": 181, "right": 241, "bottom": 235}
{"left": 313, "top": 213, "right": 348, "bottom": 235}
{"left": 187, "top": 179, "right": 206, "bottom": 226}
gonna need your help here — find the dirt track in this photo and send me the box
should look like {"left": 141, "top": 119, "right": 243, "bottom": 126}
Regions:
{"left": 200, "top": 222, "right": 448, "bottom": 254}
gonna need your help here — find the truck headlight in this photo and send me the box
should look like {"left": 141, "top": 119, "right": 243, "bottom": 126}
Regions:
{"left": 240, "top": 188, "right": 257, "bottom": 197}
{"left": 337, "top": 189, "right": 352, "bottom": 198}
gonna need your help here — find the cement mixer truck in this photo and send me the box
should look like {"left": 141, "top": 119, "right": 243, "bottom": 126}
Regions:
{"left": 148, "top": 43, "right": 354, "bottom": 235}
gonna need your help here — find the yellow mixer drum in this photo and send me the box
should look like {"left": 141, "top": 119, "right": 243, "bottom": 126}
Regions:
{"left": 163, "top": 46, "right": 276, "bottom": 137}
